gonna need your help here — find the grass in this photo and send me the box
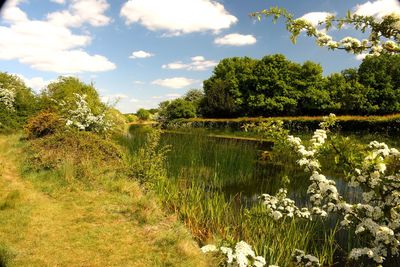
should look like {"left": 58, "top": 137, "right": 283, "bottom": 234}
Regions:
{"left": 121, "top": 125, "right": 400, "bottom": 266}
{"left": 120, "top": 127, "right": 340, "bottom": 266}
{"left": 0, "top": 134, "right": 211, "bottom": 266}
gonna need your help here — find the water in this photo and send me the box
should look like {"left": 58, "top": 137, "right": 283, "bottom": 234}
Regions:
{"left": 122, "top": 125, "right": 400, "bottom": 266}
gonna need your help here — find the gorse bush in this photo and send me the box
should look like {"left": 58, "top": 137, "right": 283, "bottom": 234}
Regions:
{"left": 26, "top": 130, "right": 124, "bottom": 173}
{"left": 24, "top": 111, "right": 63, "bottom": 139}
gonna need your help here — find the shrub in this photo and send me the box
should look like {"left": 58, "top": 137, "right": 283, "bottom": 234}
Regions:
{"left": 25, "top": 131, "right": 125, "bottom": 174}
{"left": 24, "top": 111, "right": 63, "bottom": 139}
{"left": 136, "top": 108, "right": 151, "bottom": 121}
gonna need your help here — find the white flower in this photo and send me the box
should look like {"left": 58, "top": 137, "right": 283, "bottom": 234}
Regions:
{"left": 201, "top": 244, "right": 218, "bottom": 253}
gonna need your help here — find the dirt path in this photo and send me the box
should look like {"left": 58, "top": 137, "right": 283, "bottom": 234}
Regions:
{"left": 0, "top": 135, "right": 209, "bottom": 267}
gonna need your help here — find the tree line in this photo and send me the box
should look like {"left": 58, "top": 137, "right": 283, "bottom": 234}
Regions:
{"left": 200, "top": 53, "right": 400, "bottom": 117}
{"left": 156, "top": 53, "right": 400, "bottom": 120}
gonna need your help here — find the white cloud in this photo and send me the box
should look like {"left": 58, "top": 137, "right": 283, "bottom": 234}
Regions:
{"left": 133, "top": 80, "right": 145, "bottom": 84}
{"left": 50, "top": 0, "right": 65, "bottom": 4}
{"left": 162, "top": 56, "right": 217, "bottom": 71}
{"left": 120, "top": 0, "right": 237, "bottom": 35}
{"left": 0, "top": 1, "right": 115, "bottom": 73}
{"left": 101, "top": 93, "right": 128, "bottom": 103}
{"left": 151, "top": 93, "right": 181, "bottom": 100}
{"left": 214, "top": 33, "right": 257, "bottom": 46}
{"left": 151, "top": 77, "right": 197, "bottom": 89}
{"left": 355, "top": 53, "right": 369, "bottom": 60}
{"left": 129, "top": 50, "right": 154, "bottom": 59}
{"left": 1, "top": 0, "right": 28, "bottom": 23}
{"left": 354, "top": 0, "right": 400, "bottom": 19}
{"left": 298, "top": 12, "right": 335, "bottom": 27}
{"left": 165, "top": 93, "right": 181, "bottom": 99}
{"left": 130, "top": 98, "right": 139, "bottom": 103}
{"left": 47, "top": 0, "right": 111, "bottom": 27}
{"left": 15, "top": 74, "right": 53, "bottom": 93}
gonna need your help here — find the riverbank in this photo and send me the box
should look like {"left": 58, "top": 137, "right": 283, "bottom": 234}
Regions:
{"left": 0, "top": 134, "right": 210, "bottom": 267}
{"left": 165, "top": 114, "right": 400, "bottom": 134}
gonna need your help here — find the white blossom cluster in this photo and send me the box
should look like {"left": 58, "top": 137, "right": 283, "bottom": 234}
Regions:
{"left": 261, "top": 113, "right": 400, "bottom": 265}
{"left": 64, "top": 93, "right": 112, "bottom": 133}
{"left": 261, "top": 189, "right": 311, "bottom": 220}
{"left": 292, "top": 249, "right": 320, "bottom": 267}
{"left": 296, "top": 13, "right": 400, "bottom": 56}
{"left": 0, "top": 85, "right": 15, "bottom": 111}
{"left": 201, "top": 241, "right": 273, "bottom": 267}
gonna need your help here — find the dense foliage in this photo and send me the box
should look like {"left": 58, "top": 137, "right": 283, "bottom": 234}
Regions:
{"left": 0, "top": 73, "right": 37, "bottom": 133}
{"left": 199, "top": 54, "right": 400, "bottom": 118}
{"left": 156, "top": 89, "right": 203, "bottom": 123}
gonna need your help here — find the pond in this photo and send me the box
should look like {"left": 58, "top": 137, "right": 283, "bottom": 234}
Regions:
{"left": 122, "top": 124, "right": 400, "bottom": 266}
{"left": 125, "top": 125, "right": 398, "bottom": 205}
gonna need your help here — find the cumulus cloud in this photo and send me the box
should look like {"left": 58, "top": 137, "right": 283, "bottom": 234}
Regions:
{"left": 151, "top": 93, "right": 181, "bottom": 100}
{"left": 15, "top": 74, "right": 53, "bottom": 93}
{"left": 133, "top": 80, "right": 145, "bottom": 84}
{"left": 47, "top": 0, "right": 111, "bottom": 27}
{"left": 298, "top": 12, "right": 335, "bottom": 27}
{"left": 129, "top": 50, "right": 154, "bottom": 59}
{"left": 0, "top": 1, "right": 115, "bottom": 73}
{"left": 120, "top": 0, "right": 237, "bottom": 35}
{"left": 101, "top": 93, "right": 128, "bottom": 103}
{"left": 214, "top": 33, "right": 257, "bottom": 46}
{"left": 151, "top": 77, "right": 197, "bottom": 89}
{"left": 50, "top": 0, "right": 66, "bottom": 4}
{"left": 355, "top": 53, "right": 369, "bottom": 60}
{"left": 162, "top": 56, "right": 218, "bottom": 71}
{"left": 354, "top": 0, "right": 400, "bottom": 19}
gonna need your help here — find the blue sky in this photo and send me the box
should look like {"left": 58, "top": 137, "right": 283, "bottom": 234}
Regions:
{"left": 0, "top": 0, "right": 399, "bottom": 113}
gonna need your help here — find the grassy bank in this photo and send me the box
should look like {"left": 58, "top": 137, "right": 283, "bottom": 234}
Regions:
{"left": 166, "top": 114, "right": 400, "bottom": 134}
{"left": 0, "top": 134, "right": 210, "bottom": 266}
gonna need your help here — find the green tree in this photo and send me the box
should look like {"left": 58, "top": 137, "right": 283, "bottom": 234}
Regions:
{"left": 0, "top": 72, "right": 37, "bottom": 132}
{"left": 42, "top": 76, "right": 106, "bottom": 115}
{"left": 358, "top": 54, "right": 400, "bottom": 114}
{"left": 325, "top": 70, "right": 371, "bottom": 114}
{"left": 136, "top": 108, "right": 151, "bottom": 121}
{"left": 165, "top": 98, "right": 196, "bottom": 120}
{"left": 201, "top": 57, "right": 257, "bottom": 117}
{"left": 250, "top": 54, "right": 302, "bottom": 115}
{"left": 201, "top": 78, "right": 240, "bottom": 117}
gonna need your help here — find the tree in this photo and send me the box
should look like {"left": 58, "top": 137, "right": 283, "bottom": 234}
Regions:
{"left": 42, "top": 77, "right": 106, "bottom": 115}
{"left": 201, "top": 78, "right": 240, "bottom": 117}
{"left": 165, "top": 98, "right": 196, "bottom": 120}
{"left": 358, "top": 54, "right": 400, "bottom": 114}
{"left": 0, "top": 72, "right": 36, "bottom": 132}
{"left": 184, "top": 89, "right": 204, "bottom": 104}
{"left": 201, "top": 57, "right": 257, "bottom": 117}
{"left": 136, "top": 108, "right": 151, "bottom": 121}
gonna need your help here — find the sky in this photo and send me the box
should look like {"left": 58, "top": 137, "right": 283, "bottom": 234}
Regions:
{"left": 0, "top": 0, "right": 399, "bottom": 113}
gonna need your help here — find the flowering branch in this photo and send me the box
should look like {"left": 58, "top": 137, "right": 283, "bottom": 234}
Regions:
{"left": 250, "top": 7, "right": 400, "bottom": 56}
{"left": 0, "top": 84, "right": 15, "bottom": 111}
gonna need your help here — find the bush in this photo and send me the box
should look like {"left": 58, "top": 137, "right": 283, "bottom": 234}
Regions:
{"left": 24, "top": 111, "right": 64, "bottom": 139}
{"left": 136, "top": 108, "right": 151, "bottom": 121}
{"left": 25, "top": 131, "right": 125, "bottom": 174}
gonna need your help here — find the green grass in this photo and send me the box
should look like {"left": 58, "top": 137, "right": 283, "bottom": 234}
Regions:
{"left": 121, "top": 125, "right": 400, "bottom": 266}
{"left": 121, "top": 127, "right": 341, "bottom": 266}
{"left": 0, "top": 134, "right": 211, "bottom": 267}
